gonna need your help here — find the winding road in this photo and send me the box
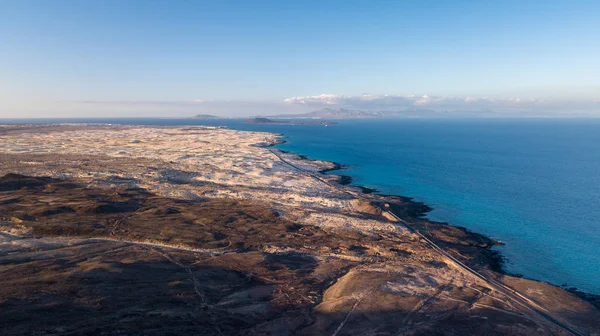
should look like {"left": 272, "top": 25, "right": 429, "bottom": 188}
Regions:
{"left": 269, "top": 148, "right": 583, "bottom": 336}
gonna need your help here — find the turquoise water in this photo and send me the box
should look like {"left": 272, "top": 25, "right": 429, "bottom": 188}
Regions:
{"left": 2, "top": 118, "right": 600, "bottom": 294}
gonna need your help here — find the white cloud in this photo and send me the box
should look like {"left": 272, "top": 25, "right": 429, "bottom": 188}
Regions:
{"left": 283, "top": 94, "right": 342, "bottom": 105}
{"left": 281, "top": 93, "right": 600, "bottom": 114}
{"left": 8, "top": 94, "right": 595, "bottom": 118}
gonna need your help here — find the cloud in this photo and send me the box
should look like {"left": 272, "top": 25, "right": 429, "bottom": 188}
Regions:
{"left": 283, "top": 94, "right": 343, "bottom": 105}
{"left": 282, "top": 93, "right": 600, "bottom": 114}
{"left": 8, "top": 94, "right": 594, "bottom": 118}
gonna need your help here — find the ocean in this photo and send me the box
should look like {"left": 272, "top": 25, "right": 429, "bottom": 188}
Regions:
{"left": 2, "top": 117, "right": 599, "bottom": 294}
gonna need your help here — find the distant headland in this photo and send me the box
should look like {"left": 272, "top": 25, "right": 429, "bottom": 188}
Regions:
{"left": 245, "top": 117, "right": 337, "bottom": 125}
{"left": 192, "top": 114, "right": 221, "bottom": 119}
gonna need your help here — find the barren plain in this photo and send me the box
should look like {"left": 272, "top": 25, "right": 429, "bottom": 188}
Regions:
{"left": 0, "top": 124, "right": 598, "bottom": 335}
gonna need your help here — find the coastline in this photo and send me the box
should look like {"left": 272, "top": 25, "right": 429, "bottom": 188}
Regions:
{"left": 1, "top": 123, "right": 599, "bottom": 335}
{"left": 2, "top": 122, "right": 596, "bottom": 303}
{"left": 273, "top": 143, "right": 503, "bottom": 265}
{"left": 270, "top": 136, "right": 600, "bottom": 308}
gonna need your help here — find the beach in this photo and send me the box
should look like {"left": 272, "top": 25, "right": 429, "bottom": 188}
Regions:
{"left": 0, "top": 124, "right": 598, "bottom": 335}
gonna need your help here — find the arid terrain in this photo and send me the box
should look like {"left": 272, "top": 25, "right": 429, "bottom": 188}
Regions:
{"left": 0, "top": 124, "right": 598, "bottom": 335}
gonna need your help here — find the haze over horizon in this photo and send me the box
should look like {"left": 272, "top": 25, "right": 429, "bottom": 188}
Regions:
{"left": 1, "top": 0, "right": 599, "bottom": 118}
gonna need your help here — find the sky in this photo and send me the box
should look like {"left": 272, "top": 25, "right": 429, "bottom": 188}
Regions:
{"left": 1, "top": 0, "right": 599, "bottom": 118}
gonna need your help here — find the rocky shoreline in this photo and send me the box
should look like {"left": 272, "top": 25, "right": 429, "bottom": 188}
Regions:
{"left": 274, "top": 145, "right": 504, "bottom": 268}
{"left": 276, "top": 139, "right": 600, "bottom": 309}
{"left": 0, "top": 124, "right": 598, "bottom": 335}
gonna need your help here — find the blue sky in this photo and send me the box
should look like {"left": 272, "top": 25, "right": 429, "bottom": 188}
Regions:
{"left": 1, "top": 0, "right": 599, "bottom": 117}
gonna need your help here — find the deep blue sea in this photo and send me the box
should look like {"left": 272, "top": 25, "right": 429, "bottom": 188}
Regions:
{"left": 2, "top": 117, "right": 599, "bottom": 294}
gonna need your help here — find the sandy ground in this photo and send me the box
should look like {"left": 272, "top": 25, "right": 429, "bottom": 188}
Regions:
{"left": 0, "top": 126, "right": 370, "bottom": 228}
{"left": 0, "top": 125, "right": 599, "bottom": 336}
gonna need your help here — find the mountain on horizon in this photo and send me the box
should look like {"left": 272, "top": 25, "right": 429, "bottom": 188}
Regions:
{"left": 265, "top": 107, "right": 438, "bottom": 119}
{"left": 192, "top": 114, "right": 222, "bottom": 119}
{"left": 265, "top": 108, "right": 381, "bottom": 119}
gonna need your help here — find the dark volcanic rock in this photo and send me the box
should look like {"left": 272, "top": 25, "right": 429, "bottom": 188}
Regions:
{"left": 0, "top": 174, "right": 599, "bottom": 335}
{"left": 0, "top": 173, "right": 53, "bottom": 191}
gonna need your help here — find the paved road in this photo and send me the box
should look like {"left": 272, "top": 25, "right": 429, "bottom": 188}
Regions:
{"left": 269, "top": 148, "right": 583, "bottom": 336}
{"left": 385, "top": 210, "right": 583, "bottom": 336}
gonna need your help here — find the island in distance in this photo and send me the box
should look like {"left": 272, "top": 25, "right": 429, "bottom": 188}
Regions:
{"left": 245, "top": 117, "right": 337, "bottom": 125}
{"left": 192, "top": 108, "right": 498, "bottom": 121}
{"left": 192, "top": 114, "right": 222, "bottom": 119}
{"left": 262, "top": 107, "right": 541, "bottom": 119}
